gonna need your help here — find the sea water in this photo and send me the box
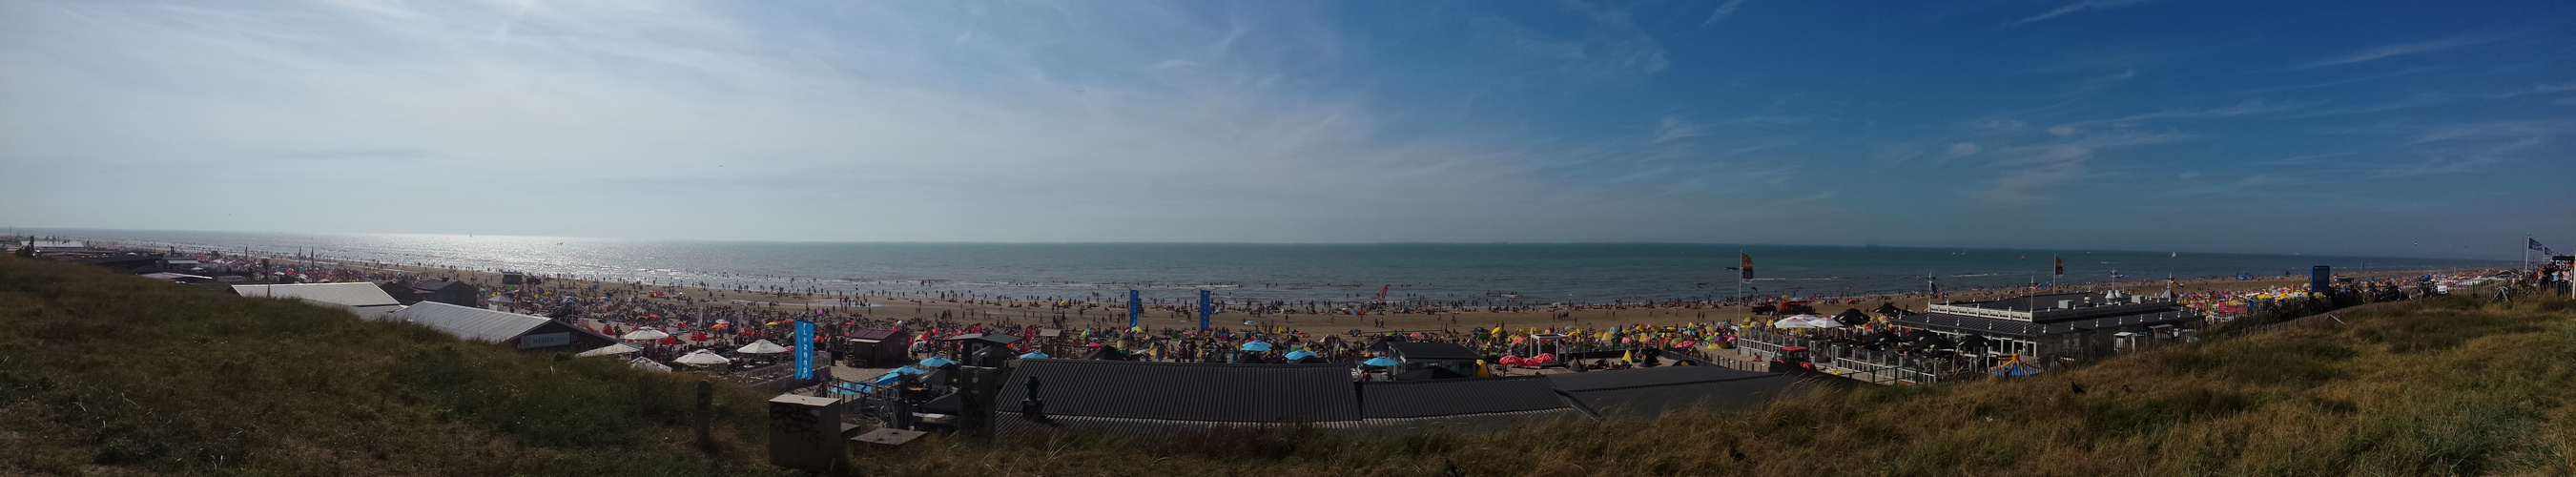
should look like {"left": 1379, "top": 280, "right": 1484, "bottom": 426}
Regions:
{"left": 24, "top": 228, "right": 2504, "bottom": 305}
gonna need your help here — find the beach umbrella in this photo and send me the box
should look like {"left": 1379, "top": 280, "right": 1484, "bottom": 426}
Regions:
{"left": 1240, "top": 341, "right": 1274, "bottom": 352}
{"left": 1362, "top": 357, "right": 1401, "bottom": 367}
{"left": 672, "top": 349, "right": 731, "bottom": 366}
{"left": 627, "top": 357, "right": 671, "bottom": 372}
{"left": 574, "top": 343, "right": 640, "bottom": 357}
{"left": 831, "top": 382, "right": 875, "bottom": 395}
{"left": 1991, "top": 362, "right": 2043, "bottom": 377}
{"left": 1284, "top": 350, "right": 1317, "bottom": 361}
{"left": 1083, "top": 342, "right": 1106, "bottom": 347}
{"left": 872, "top": 371, "right": 904, "bottom": 385}
{"left": 736, "top": 340, "right": 788, "bottom": 354}
{"left": 1532, "top": 353, "right": 1556, "bottom": 363}
{"left": 917, "top": 357, "right": 955, "bottom": 367}
{"left": 890, "top": 366, "right": 926, "bottom": 376}
{"left": 1017, "top": 351, "right": 1049, "bottom": 360}
{"left": 622, "top": 328, "right": 670, "bottom": 341}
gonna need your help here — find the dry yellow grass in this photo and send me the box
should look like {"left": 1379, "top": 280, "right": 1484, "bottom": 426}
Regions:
{"left": 5, "top": 254, "right": 2568, "bottom": 476}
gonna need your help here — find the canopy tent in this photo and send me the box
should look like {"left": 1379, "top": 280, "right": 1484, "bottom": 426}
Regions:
{"left": 628, "top": 357, "right": 671, "bottom": 372}
{"left": 1834, "top": 308, "right": 1874, "bottom": 326}
{"left": 621, "top": 328, "right": 671, "bottom": 341}
{"left": 574, "top": 343, "right": 641, "bottom": 357}
{"left": 736, "top": 340, "right": 788, "bottom": 354}
{"left": 1080, "top": 346, "right": 1131, "bottom": 361}
{"left": 672, "top": 349, "right": 732, "bottom": 366}
{"left": 1774, "top": 315, "right": 1844, "bottom": 329}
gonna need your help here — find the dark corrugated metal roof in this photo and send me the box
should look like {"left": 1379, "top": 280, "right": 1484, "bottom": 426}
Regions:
{"left": 1358, "top": 408, "right": 1592, "bottom": 433}
{"left": 1384, "top": 342, "right": 1482, "bottom": 361}
{"left": 1359, "top": 377, "right": 1568, "bottom": 419}
{"left": 1544, "top": 365, "right": 1778, "bottom": 392}
{"left": 1894, "top": 310, "right": 2196, "bottom": 338}
{"left": 1557, "top": 373, "right": 1799, "bottom": 418}
{"left": 998, "top": 360, "right": 1359, "bottom": 423}
{"left": 1545, "top": 366, "right": 1801, "bottom": 418}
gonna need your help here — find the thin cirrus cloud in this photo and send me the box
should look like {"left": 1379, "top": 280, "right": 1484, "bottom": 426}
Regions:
{"left": 2291, "top": 33, "right": 2510, "bottom": 69}
{"left": 0, "top": 0, "right": 2568, "bottom": 256}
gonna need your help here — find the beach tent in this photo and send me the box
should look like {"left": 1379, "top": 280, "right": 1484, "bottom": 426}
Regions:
{"left": 1774, "top": 315, "right": 1843, "bottom": 329}
{"left": 628, "top": 357, "right": 672, "bottom": 372}
{"left": 621, "top": 328, "right": 670, "bottom": 341}
{"left": 1835, "top": 308, "right": 1874, "bottom": 326}
{"left": 1080, "top": 346, "right": 1131, "bottom": 361}
{"left": 672, "top": 349, "right": 732, "bottom": 366}
{"left": 575, "top": 343, "right": 641, "bottom": 357}
{"left": 736, "top": 340, "right": 788, "bottom": 354}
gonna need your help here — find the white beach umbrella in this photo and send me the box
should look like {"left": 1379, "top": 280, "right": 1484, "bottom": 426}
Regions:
{"left": 736, "top": 339, "right": 788, "bottom": 354}
{"left": 672, "top": 349, "right": 732, "bottom": 366}
{"left": 628, "top": 357, "right": 672, "bottom": 372}
{"left": 1775, "top": 314, "right": 1844, "bottom": 329}
{"left": 621, "top": 328, "right": 670, "bottom": 341}
{"left": 575, "top": 343, "right": 641, "bottom": 357}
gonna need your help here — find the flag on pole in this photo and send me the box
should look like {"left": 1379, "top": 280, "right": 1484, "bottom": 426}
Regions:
{"left": 1739, "top": 254, "right": 1754, "bottom": 280}
{"left": 2531, "top": 238, "right": 2549, "bottom": 251}
{"left": 2053, "top": 256, "right": 2064, "bottom": 277}
{"left": 1377, "top": 284, "right": 1391, "bottom": 301}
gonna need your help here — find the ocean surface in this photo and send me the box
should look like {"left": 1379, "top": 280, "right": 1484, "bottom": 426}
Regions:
{"left": 23, "top": 228, "right": 2508, "bottom": 305}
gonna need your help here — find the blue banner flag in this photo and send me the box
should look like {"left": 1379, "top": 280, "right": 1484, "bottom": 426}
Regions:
{"left": 1198, "top": 290, "right": 1212, "bottom": 330}
{"left": 1128, "top": 290, "right": 1141, "bottom": 327}
{"left": 2532, "top": 238, "right": 2548, "bottom": 251}
{"left": 793, "top": 320, "right": 815, "bottom": 381}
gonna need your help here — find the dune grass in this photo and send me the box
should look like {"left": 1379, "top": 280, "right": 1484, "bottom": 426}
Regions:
{"left": 851, "top": 294, "right": 2575, "bottom": 476}
{"left": 0, "top": 256, "right": 793, "bottom": 476}
{"left": 6, "top": 255, "right": 2571, "bottom": 476}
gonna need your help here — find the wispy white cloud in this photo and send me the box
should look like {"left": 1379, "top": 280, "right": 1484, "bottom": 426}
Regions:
{"left": 1972, "top": 129, "right": 2194, "bottom": 205}
{"left": 1700, "top": 0, "right": 1748, "bottom": 29}
{"left": 2010, "top": 0, "right": 2166, "bottom": 26}
{"left": 2494, "top": 82, "right": 2576, "bottom": 98}
{"left": 2049, "top": 98, "right": 2323, "bottom": 134}
{"left": 2293, "top": 33, "right": 2508, "bottom": 69}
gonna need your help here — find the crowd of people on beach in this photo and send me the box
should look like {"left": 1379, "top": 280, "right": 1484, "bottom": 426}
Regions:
{"left": 117, "top": 243, "right": 2497, "bottom": 384}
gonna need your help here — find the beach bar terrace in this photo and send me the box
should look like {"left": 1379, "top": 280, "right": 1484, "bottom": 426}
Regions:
{"left": 1890, "top": 291, "right": 2200, "bottom": 362}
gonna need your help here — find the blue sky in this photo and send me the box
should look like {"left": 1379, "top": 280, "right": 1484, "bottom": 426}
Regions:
{"left": 2, "top": 0, "right": 2569, "bottom": 259}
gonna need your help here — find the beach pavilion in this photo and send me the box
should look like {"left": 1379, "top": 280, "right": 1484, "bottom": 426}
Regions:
{"left": 1887, "top": 291, "right": 2200, "bottom": 362}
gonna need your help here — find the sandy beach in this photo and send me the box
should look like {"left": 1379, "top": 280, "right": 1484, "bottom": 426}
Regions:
{"left": 289, "top": 251, "right": 2475, "bottom": 333}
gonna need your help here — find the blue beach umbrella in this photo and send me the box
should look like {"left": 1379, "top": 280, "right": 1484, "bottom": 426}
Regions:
{"left": 1018, "top": 351, "right": 1049, "bottom": 360}
{"left": 1362, "top": 357, "right": 1400, "bottom": 367}
{"left": 917, "top": 357, "right": 955, "bottom": 367}
{"left": 1284, "top": 350, "right": 1317, "bottom": 361}
{"left": 1990, "top": 362, "right": 2042, "bottom": 378}
{"left": 890, "top": 366, "right": 926, "bottom": 376}
{"left": 872, "top": 371, "right": 904, "bottom": 385}
{"left": 1240, "top": 341, "right": 1274, "bottom": 352}
{"left": 832, "top": 382, "right": 875, "bottom": 395}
